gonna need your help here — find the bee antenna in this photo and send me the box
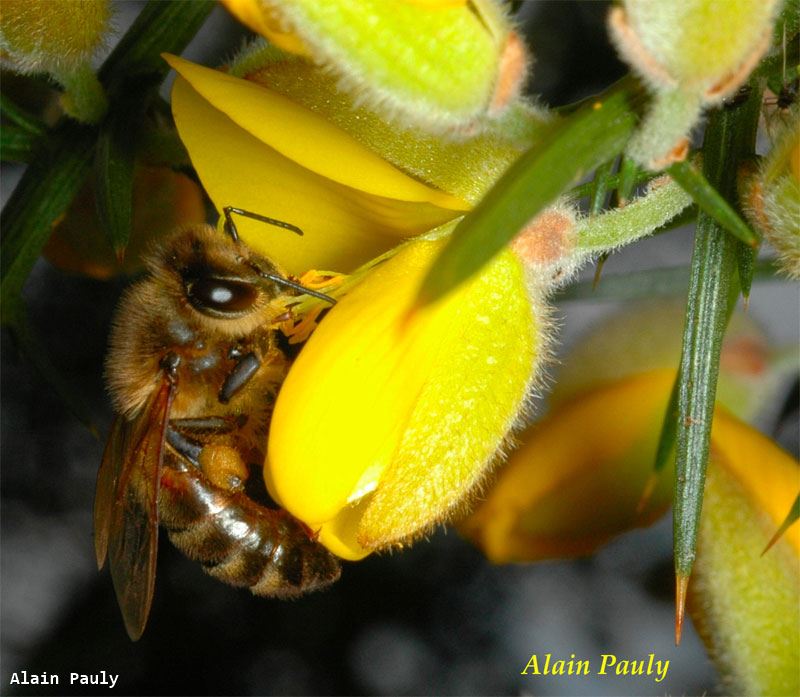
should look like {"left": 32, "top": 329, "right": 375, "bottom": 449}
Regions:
{"left": 248, "top": 264, "right": 337, "bottom": 306}
{"left": 222, "top": 206, "right": 304, "bottom": 243}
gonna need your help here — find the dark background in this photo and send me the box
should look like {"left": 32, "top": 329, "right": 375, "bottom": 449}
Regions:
{"left": 2, "top": 2, "right": 797, "bottom": 695}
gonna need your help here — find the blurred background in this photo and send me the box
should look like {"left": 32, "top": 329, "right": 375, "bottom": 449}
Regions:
{"left": 2, "top": 2, "right": 797, "bottom": 695}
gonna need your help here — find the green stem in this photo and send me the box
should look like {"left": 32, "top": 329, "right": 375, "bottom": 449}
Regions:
{"left": 575, "top": 176, "right": 692, "bottom": 257}
{"left": 555, "top": 258, "right": 781, "bottom": 302}
{"left": 56, "top": 62, "right": 108, "bottom": 124}
{"left": 568, "top": 167, "right": 656, "bottom": 200}
{"left": 673, "top": 82, "right": 763, "bottom": 585}
{"left": 417, "top": 75, "right": 644, "bottom": 306}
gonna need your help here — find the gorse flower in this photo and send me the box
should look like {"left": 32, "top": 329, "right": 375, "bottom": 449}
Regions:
{"left": 167, "top": 54, "right": 471, "bottom": 275}
{"left": 166, "top": 1, "right": 696, "bottom": 560}
{"left": 690, "top": 413, "right": 799, "bottom": 696}
{"left": 743, "top": 104, "right": 800, "bottom": 279}
{"left": 460, "top": 298, "right": 800, "bottom": 691}
{"left": 170, "top": 17, "right": 546, "bottom": 559}
{"left": 461, "top": 300, "right": 797, "bottom": 562}
{"left": 166, "top": 30, "right": 549, "bottom": 559}
{"left": 220, "top": 0, "right": 529, "bottom": 134}
{"left": 267, "top": 228, "right": 545, "bottom": 559}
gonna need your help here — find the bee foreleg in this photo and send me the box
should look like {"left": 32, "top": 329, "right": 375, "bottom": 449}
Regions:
{"left": 218, "top": 352, "right": 260, "bottom": 404}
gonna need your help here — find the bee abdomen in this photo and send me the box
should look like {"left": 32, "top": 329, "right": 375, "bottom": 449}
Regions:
{"left": 159, "top": 466, "right": 340, "bottom": 595}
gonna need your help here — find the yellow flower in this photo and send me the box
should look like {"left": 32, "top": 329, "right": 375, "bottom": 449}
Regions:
{"left": 690, "top": 410, "right": 799, "bottom": 695}
{"left": 167, "top": 51, "right": 547, "bottom": 560}
{"left": 267, "top": 229, "right": 544, "bottom": 560}
{"left": 219, "top": 0, "right": 528, "bottom": 134}
{"left": 461, "top": 300, "right": 796, "bottom": 562}
{"left": 167, "top": 53, "right": 470, "bottom": 275}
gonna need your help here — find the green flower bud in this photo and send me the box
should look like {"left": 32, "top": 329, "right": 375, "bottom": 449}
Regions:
{"left": 608, "top": 0, "right": 781, "bottom": 168}
{"left": 220, "top": 0, "right": 529, "bottom": 136}
{"left": 744, "top": 105, "right": 800, "bottom": 279}
{"left": 0, "top": 0, "right": 110, "bottom": 122}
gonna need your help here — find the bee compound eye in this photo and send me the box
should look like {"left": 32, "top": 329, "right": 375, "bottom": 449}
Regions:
{"left": 186, "top": 277, "right": 260, "bottom": 316}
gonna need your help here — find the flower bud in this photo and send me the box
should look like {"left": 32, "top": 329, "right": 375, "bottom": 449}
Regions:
{"left": 743, "top": 105, "right": 800, "bottom": 279}
{"left": 266, "top": 229, "right": 545, "bottom": 560}
{"left": 689, "top": 411, "right": 799, "bottom": 696}
{"left": 608, "top": 0, "right": 781, "bottom": 168}
{"left": 220, "top": 0, "right": 528, "bottom": 135}
{"left": 0, "top": 0, "right": 110, "bottom": 122}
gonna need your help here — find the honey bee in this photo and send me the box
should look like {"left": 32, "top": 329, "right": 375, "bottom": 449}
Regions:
{"left": 94, "top": 208, "right": 341, "bottom": 641}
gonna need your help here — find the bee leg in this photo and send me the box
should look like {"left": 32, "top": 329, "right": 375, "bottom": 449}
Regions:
{"left": 218, "top": 352, "right": 261, "bottom": 404}
{"left": 169, "top": 415, "right": 243, "bottom": 435}
{"left": 166, "top": 424, "right": 250, "bottom": 493}
{"left": 165, "top": 428, "right": 203, "bottom": 469}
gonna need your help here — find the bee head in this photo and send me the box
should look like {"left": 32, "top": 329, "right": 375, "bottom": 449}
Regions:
{"left": 148, "top": 225, "right": 286, "bottom": 336}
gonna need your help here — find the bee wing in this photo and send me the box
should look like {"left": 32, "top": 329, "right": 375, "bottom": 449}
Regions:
{"left": 93, "top": 375, "right": 176, "bottom": 641}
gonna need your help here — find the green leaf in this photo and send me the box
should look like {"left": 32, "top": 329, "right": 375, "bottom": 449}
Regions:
{"left": 1, "top": 95, "right": 47, "bottom": 162}
{"left": 1, "top": 124, "right": 43, "bottom": 163}
{"left": 416, "top": 76, "right": 642, "bottom": 306}
{"left": 674, "top": 196, "right": 738, "bottom": 581}
{"left": 736, "top": 241, "right": 758, "bottom": 300}
{"left": 588, "top": 158, "right": 617, "bottom": 215}
{"left": 763, "top": 493, "right": 800, "bottom": 555}
{"left": 667, "top": 159, "right": 759, "bottom": 247}
{"left": 673, "top": 82, "right": 763, "bottom": 584}
{"left": 1, "top": 0, "right": 214, "bottom": 422}
{"left": 99, "top": 0, "right": 215, "bottom": 83}
{"left": 568, "top": 167, "right": 655, "bottom": 200}
{"left": 1, "top": 120, "right": 97, "bottom": 321}
{"left": 94, "top": 89, "right": 145, "bottom": 257}
{"left": 0, "top": 94, "right": 46, "bottom": 135}
{"left": 556, "top": 258, "right": 780, "bottom": 303}
{"left": 615, "top": 155, "right": 640, "bottom": 205}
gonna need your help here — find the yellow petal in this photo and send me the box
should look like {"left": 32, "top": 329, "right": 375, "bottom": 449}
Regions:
{"left": 709, "top": 409, "right": 800, "bottom": 554}
{"left": 461, "top": 369, "right": 677, "bottom": 562}
{"left": 690, "top": 413, "right": 799, "bottom": 695}
{"left": 221, "top": 0, "right": 311, "bottom": 56}
{"left": 233, "top": 51, "right": 545, "bottom": 206}
{"left": 266, "top": 232, "right": 540, "bottom": 559}
{"left": 167, "top": 55, "right": 468, "bottom": 273}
